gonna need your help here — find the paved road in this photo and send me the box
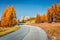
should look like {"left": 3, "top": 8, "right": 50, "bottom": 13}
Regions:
{"left": 0, "top": 25, "right": 50, "bottom": 40}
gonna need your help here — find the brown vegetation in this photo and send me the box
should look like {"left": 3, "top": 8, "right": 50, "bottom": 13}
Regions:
{"left": 31, "top": 23, "right": 60, "bottom": 40}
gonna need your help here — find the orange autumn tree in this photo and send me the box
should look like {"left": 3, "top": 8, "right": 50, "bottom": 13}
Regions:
{"left": 52, "top": 4, "right": 57, "bottom": 22}
{"left": 51, "top": 4, "right": 60, "bottom": 22}
{"left": 47, "top": 4, "right": 60, "bottom": 22}
{"left": 36, "top": 14, "right": 41, "bottom": 23}
{"left": 40, "top": 15, "right": 44, "bottom": 23}
{"left": 1, "top": 6, "right": 17, "bottom": 27}
{"left": 1, "top": 6, "right": 10, "bottom": 27}
{"left": 54, "top": 4, "right": 60, "bottom": 22}
{"left": 47, "top": 8, "right": 53, "bottom": 23}
{"left": 0, "top": 18, "right": 1, "bottom": 27}
{"left": 43, "top": 14, "right": 49, "bottom": 22}
{"left": 9, "top": 6, "right": 17, "bottom": 26}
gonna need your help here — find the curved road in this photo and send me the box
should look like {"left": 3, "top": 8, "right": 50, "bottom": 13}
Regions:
{"left": 0, "top": 25, "right": 50, "bottom": 40}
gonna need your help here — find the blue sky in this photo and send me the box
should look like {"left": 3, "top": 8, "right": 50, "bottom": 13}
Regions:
{"left": 0, "top": 0, "right": 60, "bottom": 19}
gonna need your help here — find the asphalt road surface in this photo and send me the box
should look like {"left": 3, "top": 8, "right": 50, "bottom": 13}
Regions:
{"left": 0, "top": 25, "right": 50, "bottom": 40}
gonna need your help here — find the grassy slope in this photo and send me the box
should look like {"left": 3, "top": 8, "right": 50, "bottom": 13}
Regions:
{"left": 0, "top": 25, "right": 20, "bottom": 37}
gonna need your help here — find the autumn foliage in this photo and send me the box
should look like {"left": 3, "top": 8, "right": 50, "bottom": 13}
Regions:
{"left": 0, "top": 21, "right": 1, "bottom": 27}
{"left": 36, "top": 4, "right": 60, "bottom": 23}
{"left": 1, "top": 6, "right": 17, "bottom": 27}
{"left": 48, "top": 4, "right": 60, "bottom": 22}
{"left": 36, "top": 14, "right": 41, "bottom": 23}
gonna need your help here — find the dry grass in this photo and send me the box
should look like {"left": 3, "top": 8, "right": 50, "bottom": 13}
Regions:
{"left": 0, "top": 25, "right": 20, "bottom": 37}
{"left": 31, "top": 23, "right": 60, "bottom": 40}
{"left": 42, "top": 26, "right": 60, "bottom": 40}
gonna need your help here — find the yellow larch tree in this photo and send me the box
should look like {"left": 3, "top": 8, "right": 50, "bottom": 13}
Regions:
{"left": 1, "top": 6, "right": 17, "bottom": 27}
{"left": 47, "top": 8, "right": 53, "bottom": 23}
